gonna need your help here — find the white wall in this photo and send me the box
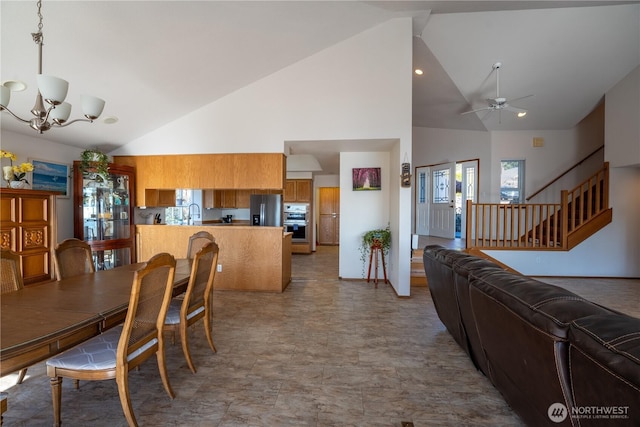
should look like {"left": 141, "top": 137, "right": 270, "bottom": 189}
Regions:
{"left": 490, "top": 104, "right": 605, "bottom": 204}
{"left": 606, "top": 66, "right": 640, "bottom": 167}
{"left": 112, "top": 18, "right": 413, "bottom": 157}
{"left": 339, "top": 152, "right": 390, "bottom": 277}
{"left": 0, "top": 130, "right": 82, "bottom": 242}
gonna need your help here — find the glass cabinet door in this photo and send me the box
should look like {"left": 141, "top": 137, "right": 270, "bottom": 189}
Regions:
{"left": 74, "top": 161, "right": 136, "bottom": 270}
{"left": 82, "top": 173, "right": 131, "bottom": 241}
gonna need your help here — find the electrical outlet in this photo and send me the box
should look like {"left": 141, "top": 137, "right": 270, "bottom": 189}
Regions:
{"left": 217, "top": 264, "right": 222, "bottom": 272}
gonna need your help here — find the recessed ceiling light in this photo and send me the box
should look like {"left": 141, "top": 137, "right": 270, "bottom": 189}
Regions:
{"left": 414, "top": 69, "right": 424, "bottom": 76}
{"left": 102, "top": 115, "right": 118, "bottom": 124}
{"left": 517, "top": 112, "right": 527, "bottom": 118}
{"left": 3, "top": 80, "right": 27, "bottom": 92}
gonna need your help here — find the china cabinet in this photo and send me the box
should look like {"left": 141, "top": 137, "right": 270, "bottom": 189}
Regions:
{"left": 73, "top": 162, "right": 136, "bottom": 270}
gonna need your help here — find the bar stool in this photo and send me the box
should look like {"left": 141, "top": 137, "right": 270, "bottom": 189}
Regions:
{"left": 366, "top": 239, "right": 388, "bottom": 287}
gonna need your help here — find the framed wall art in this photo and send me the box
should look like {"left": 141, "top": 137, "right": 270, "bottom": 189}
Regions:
{"left": 352, "top": 167, "right": 381, "bottom": 191}
{"left": 29, "top": 159, "right": 71, "bottom": 198}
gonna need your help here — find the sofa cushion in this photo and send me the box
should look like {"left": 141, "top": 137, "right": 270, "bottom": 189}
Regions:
{"left": 450, "top": 256, "right": 503, "bottom": 375}
{"left": 568, "top": 313, "right": 640, "bottom": 426}
{"left": 470, "top": 270, "right": 616, "bottom": 338}
{"left": 468, "top": 271, "right": 617, "bottom": 427}
{"left": 423, "top": 245, "right": 467, "bottom": 353}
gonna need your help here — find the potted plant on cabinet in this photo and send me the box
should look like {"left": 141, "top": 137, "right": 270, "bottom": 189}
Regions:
{"left": 359, "top": 225, "right": 391, "bottom": 277}
{"left": 79, "top": 149, "right": 110, "bottom": 183}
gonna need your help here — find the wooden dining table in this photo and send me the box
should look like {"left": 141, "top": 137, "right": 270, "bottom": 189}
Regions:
{"left": 0, "top": 258, "right": 191, "bottom": 377}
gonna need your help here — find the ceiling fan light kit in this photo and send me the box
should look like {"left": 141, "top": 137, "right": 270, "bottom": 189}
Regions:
{"left": 461, "top": 61, "right": 533, "bottom": 121}
{"left": 0, "top": 0, "right": 107, "bottom": 134}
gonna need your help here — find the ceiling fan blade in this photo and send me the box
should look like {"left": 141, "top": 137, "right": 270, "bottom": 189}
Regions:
{"left": 508, "top": 94, "right": 534, "bottom": 103}
{"left": 460, "top": 106, "right": 491, "bottom": 116}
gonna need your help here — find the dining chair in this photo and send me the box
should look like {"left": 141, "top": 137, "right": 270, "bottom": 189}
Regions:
{"left": 0, "top": 248, "right": 28, "bottom": 385}
{"left": 53, "top": 238, "right": 95, "bottom": 280}
{"left": 186, "top": 231, "right": 215, "bottom": 260}
{"left": 46, "top": 253, "right": 177, "bottom": 427}
{"left": 165, "top": 241, "right": 219, "bottom": 373}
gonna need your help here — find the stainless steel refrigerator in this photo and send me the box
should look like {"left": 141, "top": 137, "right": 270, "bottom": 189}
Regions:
{"left": 250, "top": 194, "right": 283, "bottom": 226}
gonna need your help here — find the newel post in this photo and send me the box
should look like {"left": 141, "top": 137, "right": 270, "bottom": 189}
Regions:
{"left": 560, "top": 190, "right": 569, "bottom": 249}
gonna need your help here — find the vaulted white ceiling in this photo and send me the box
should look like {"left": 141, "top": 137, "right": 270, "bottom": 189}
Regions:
{"left": 2, "top": 1, "right": 639, "bottom": 174}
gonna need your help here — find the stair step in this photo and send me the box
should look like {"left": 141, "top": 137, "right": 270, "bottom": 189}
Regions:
{"left": 410, "top": 250, "right": 428, "bottom": 287}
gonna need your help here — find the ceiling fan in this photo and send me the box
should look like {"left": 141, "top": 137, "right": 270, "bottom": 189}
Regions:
{"left": 461, "top": 62, "right": 533, "bottom": 121}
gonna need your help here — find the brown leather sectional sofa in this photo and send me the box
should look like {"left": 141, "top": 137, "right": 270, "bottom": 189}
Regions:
{"left": 422, "top": 245, "right": 640, "bottom": 426}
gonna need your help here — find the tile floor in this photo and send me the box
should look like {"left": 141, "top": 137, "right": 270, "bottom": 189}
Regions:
{"left": 2, "top": 242, "right": 638, "bottom": 426}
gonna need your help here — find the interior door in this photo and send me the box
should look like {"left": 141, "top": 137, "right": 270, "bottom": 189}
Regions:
{"left": 429, "top": 162, "right": 456, "bottom": 238}
{"left": 318, "top": 187, "right": 340, "bottom": 245}
{"left": 415, "top": 167, "right": 429, "bottom": 235}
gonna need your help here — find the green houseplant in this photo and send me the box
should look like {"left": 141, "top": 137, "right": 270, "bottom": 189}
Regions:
{"left": 79, "top": 149, "right": 110, "bottom": 182}
{"left": 359, "top": 225, "right": 391, "bottom": 277}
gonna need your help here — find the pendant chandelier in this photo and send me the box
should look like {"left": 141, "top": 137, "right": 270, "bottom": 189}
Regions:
{"left": 0, "top": 0, "right": 106, "bottom": 133}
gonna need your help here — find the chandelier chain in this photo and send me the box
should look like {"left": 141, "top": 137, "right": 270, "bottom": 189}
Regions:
{"left": 31, "top": 0, "right": 43, "bottom": 44}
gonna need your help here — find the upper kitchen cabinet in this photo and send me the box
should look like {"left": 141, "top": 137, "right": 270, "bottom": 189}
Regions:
{"left": 114, "top": 153, "right": 285, "bottom": 206}
{"left": 284, "top": 179, "right": 312, "bottom": 202}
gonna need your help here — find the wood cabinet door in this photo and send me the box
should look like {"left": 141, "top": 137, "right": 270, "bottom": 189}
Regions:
{"left": 203, "top": 189, "right": 215, "bottom": 209}
{"left": 0, "top": 189, "right": 56, "bottom": 285}
{"left": 222, "top": 190, "right": 237, "bottom": 208}
{"left": 235, "top": 190, "right": 251, "bottom": 208}
{"left": 284, "top": 181, "right": 296, "bottom": 202}
{"left": 295, "top": 180, "right": 312, "bottom": 202}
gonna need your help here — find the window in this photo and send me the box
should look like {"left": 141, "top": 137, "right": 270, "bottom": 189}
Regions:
{"left": 164, "top": 189, "right": 202, "bottom": 225}
{"left": 500, "top": 160, "right": 524, "bottom": 204}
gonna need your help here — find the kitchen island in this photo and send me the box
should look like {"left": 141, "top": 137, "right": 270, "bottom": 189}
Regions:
{"left": 136, "top": 224, "right": 291, "bottom": 292}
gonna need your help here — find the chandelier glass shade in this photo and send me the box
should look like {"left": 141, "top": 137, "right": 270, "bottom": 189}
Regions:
{"left": 0, "top": 1, "right": 106, "bottom": 134}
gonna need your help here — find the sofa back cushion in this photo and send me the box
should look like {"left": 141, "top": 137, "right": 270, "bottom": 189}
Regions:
{"left": 468, "top": 270, "right": 616, "bottom": 427}
{"left": 569, "top": 313, "right": 640, "bottom": 423}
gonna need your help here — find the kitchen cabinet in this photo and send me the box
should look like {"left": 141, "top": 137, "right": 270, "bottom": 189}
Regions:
{"left": 73, "top": 162, "right": 136, "bottom": 270}
{"left": 137, "top": 224, "right": 291, "bottom": 292}
{"left": 203, "top": 189, "right": 251, "bottom": 209}
{"left": 144, "top": 189, "right": 176, "bottom": 207}
{"left": 114, "top": 153, "right": 285, "bottom": 206}
{"left": 0, "top": 189, "right": 58, "bottom": 285}
{"left": 318, "top": 187, "right": 340, "bottom": 245}
{"left": 284, "top": 179, "right": 312, "bottom": 202}
{"left": 235, "top": 190, "right": 251, "bottom": 208}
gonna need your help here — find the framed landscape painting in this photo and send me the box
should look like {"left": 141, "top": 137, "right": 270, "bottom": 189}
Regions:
{"left": 30, "top": 159, "right": 71, "bottom": 198}
{"left": 352, "top": 167, "right": 381, "bottom": 191}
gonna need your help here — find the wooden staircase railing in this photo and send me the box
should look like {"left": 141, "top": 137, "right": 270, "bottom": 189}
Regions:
{"left": 466, "top": 163, "right": 611, "bottom": 251}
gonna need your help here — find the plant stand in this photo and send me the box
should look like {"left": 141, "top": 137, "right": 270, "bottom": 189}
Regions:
{"left": 366, "top": 240, "right": 387, "bottom": 287}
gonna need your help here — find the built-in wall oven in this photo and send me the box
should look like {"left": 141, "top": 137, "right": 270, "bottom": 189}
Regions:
{"left": 283, "top": 203, "right": 309, "bottom": 242}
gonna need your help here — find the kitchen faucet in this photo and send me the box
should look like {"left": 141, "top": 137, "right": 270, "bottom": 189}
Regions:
{"left": 187, "top": 203, "right": 201, "bottom": 225}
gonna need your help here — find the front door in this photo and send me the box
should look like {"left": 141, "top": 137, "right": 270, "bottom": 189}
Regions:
{"left": 429, "top": 162, "right": 456, "bottom": 239}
